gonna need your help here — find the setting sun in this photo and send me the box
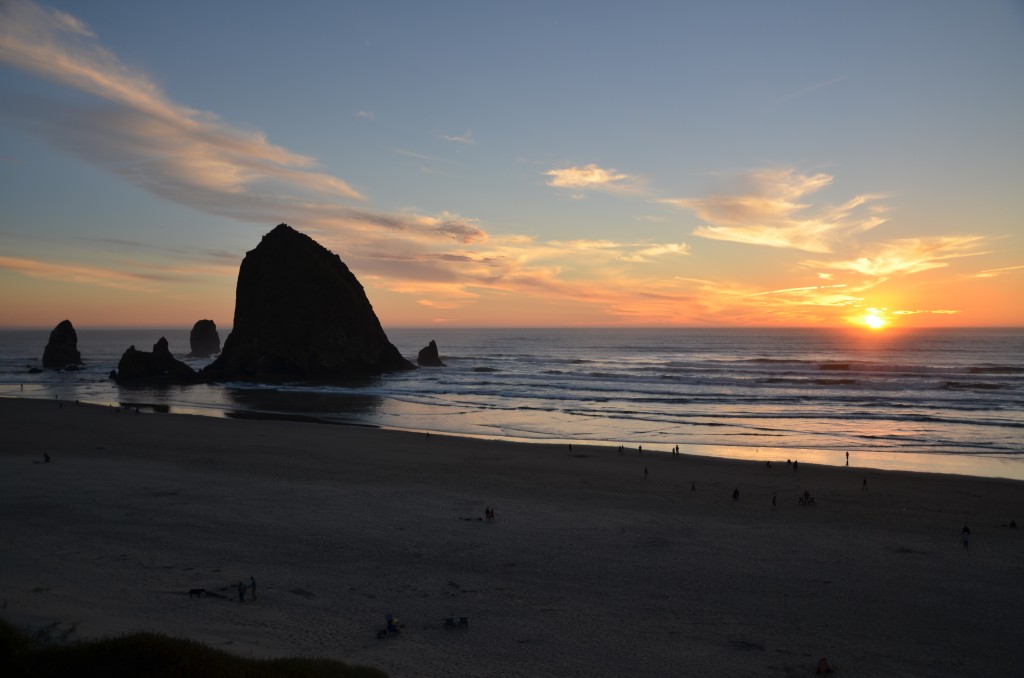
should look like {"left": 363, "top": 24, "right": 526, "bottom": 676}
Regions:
{"left": 863, "top": 310, "right": 887, "bottom": 330}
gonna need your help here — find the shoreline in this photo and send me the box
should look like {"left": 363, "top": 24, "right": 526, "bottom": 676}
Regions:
{"left": 2, "top": 396, "right": 1023, "bottom": 676}
{"left": 5, "top": 392, "right": 1023, "bottom": 481}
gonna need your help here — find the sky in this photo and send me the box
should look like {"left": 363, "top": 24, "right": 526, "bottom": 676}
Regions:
{"left": 1, "top": 0, "right": 1022, "bottom": 329}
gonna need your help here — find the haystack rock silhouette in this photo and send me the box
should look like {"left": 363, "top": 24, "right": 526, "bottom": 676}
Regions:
{"left": 42, "top": 319, "right": 82, "bottom": 369}
{"left": 114, "top": 337, "right": 199, "bottom": 384}
{"left": 187, "top": 319, "right": 221, "bottom": 358}
{"left": 203, "top": 224, "right": 414, "bottom": 381}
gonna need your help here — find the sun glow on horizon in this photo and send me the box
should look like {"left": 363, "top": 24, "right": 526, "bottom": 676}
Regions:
{"left": 861, "top": 309, "right": 888, "bottom": 330}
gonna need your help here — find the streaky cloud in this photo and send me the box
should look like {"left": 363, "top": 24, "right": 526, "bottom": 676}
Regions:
{"left": 804, "top": 236, "right": 988, "bottom": 278}
{"left": 0, "top": 0, "right": 365, "bottom": 202}
{"left": 974, "top": 264, "right": 1024, "bottom": 279}
{"left": 665, "top": 168, "right": 886, "bottom": 253}
{"left": 0, "top": 254, "right": 194, "bottom": 289}
{"left": 442, "top": 129, "right": 476, "bottom": 144}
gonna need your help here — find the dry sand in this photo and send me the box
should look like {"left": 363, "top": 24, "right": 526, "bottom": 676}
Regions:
{"left": 1, "top": 397, "right": 1022, "bottom": 677}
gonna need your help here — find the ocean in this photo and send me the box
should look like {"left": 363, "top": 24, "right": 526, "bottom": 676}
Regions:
{"left": 2, "top": 327, "right": 1022, "bottom": 479}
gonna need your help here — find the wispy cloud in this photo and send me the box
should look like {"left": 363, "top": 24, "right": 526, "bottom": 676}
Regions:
{"left": 892, "top": 309, "right": 961, "bottom": 316}
{"left": 0, "top": 254, "right": 189, "bottom": 290}
{"left": 0, "top": 1, "right": 367, "bottom": 197}
{"left": 545, "top": 163, "right": 645, "bottom": 196}
{"left": 973, "top": 264, "right": 1024, "bottom": 279}
{"left": 442, "top": 129, "right": 476, "bottom": 144}
{"left": 663, "top": 168, "right": 887, "bottom": 253}
{"left": 391, "top": 147, "right": 435, "bottom": 161}
{"left": 355, "top": 110, "right": 375, "bottom": 121}
{"left": 804, "top": 236, "right": 988, "bottom": 278}
{"left": 0, "top": 1, "right": 514, "bottom": 251}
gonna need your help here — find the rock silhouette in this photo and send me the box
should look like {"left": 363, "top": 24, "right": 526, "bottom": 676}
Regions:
{"left": 114, "top": 337, "right": 198, "bottom": 384}
{"left": 417, "top": 340, "right": 445, "bottom": 367}
{"left": 203, "top": 224, "right": 414, "bottom": 381}
{"left": 187, "top": 319, "right": 221, "bottom": 358}
{"left": 42, "top": 319, "right": 83, "bottom": 369}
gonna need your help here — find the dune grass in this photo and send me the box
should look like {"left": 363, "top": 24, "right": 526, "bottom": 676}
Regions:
{"left": 0, "top": 618, "right": 387, "bottom": 678}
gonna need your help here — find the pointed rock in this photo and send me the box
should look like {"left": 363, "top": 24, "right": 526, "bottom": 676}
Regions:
{"left": 203, "top": 224, "right": 414, "bottom": 381}
{"left": 417, "top": 340, "right": 445, "bottom": 367}
{"left": 42, "top": 319, "right": 82, "bottom": 369}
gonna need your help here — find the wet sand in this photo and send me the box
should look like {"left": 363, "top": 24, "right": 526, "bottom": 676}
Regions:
{"left": 1, "top": 397, "right": 1021, "bottom": 676}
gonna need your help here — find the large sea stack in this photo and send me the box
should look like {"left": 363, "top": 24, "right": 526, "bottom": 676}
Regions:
{"left": 114, "top": 337, "right": 198, "bottom": 384}
{"left": 203, "top": 224, "right": 414, "bottom": 381}
{"left": 42, "top": 319, "right": 82, "bottom": 369}
{"left": 187, "top": 319, "right": 221, "bottom": 358}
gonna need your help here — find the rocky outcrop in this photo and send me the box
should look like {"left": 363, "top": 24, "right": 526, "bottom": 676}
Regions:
{"left": 187, "top": 319, "right": 221, "bottom": 357}
{"left": 203, "top": 224, "right": 414, "bottom": 381}
{"left": 42, "top": 319, "right": 82, "bottom": 369}
{"left": 417, "top": 340, "right": 445, "bottom": 367}
{"left": 114, "top": 337, "right": 198, "bottom": 384}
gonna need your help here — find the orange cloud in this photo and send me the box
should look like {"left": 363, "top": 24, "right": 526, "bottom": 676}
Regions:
{"left": 545, "top": 163, "right": 645, "bottom": 195}
{"left": 0, "top": 255, "right": 171, "bottom": 290}
{"left": 664, "top": 168, "right": 887, "bottom": 253}
{"left": 804, "top": 236, "right": 988, "bottom": 278}
{"left": 974, "top": 264, "right": 1024, "bottom": 279}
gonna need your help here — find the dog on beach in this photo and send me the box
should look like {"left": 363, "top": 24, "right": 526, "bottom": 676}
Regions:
{"left": 189, "top": 588, "right": 206, "bottom": 598}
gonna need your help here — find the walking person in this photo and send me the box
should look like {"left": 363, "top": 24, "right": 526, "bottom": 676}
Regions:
{"left": 250, "top": 576, "right": 257, "bottom": 601}
{"left": 962, "top": 525, "right": 970, "bottom": 551}
{"left": 236, "top": 581, "right": 246, "bottom": 603}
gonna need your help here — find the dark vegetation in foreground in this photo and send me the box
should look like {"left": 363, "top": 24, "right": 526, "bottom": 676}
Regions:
{"left": 0, "top": 618, "right": 387, "bottom": 678}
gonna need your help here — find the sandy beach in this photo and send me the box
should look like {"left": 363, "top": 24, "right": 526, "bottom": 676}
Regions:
{"left": 1, "top": 397, "right": 1021, "bottom": 677}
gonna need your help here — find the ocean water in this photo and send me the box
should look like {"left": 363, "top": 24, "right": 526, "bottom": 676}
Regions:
{"left": 2, "top": 327, "right": 1022, "bottom": 479}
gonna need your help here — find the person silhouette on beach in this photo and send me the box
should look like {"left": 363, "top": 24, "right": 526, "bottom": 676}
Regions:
{"left": 862, "top": 477, "right": 868, "bottom": 491}
{"left": 250, "top": 576, "right": 256, "bottom": 601}
{"left": 772, "top": 494, "right": 777, "bottom": 510}
{"left": 846, "top": 451, "right": 849, "bottom": 466}
{"left": 732, "top": 488, "right": 739, "bottom": 501}
{"left": 237, "top": 581, "right": 246, "bottom": 603}
{"left": 793, "top": 460, "right": 798, "bottom": 472}
{"left": 638, "top": 445, "right": 642, "bottom": 455}
{"left": 644, "top": 467, "right": 648, "bottom": 480}
{"left": 690, "top": 481, "right": 696, "bottom": 492}
{"left": 962, "top": 525, "right": 970, "bottom": 551}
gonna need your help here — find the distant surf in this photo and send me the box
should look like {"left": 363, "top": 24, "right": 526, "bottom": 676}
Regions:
{"left": 1, "top": 326, "right": 1021, "bottom": 477}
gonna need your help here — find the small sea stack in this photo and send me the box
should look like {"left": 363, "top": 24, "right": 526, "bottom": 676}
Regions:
{"left": 114, "top": 337, "right": 199, "bottom": 384}
{"left": 187, "top": 319, "right": 221, "bottom": 358}
{"left": 203, "top": 224, "right": 414, "bottom": 381}
{"left": 417, "top": 340, "right": 445, "bottom": 367}
{"left": 42, "top": 319, "right": 83, "bottom": 369}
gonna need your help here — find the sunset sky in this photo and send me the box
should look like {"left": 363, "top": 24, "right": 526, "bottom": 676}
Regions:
{"left": 1, "top": 0, "right": 1021, "bottom": 329}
